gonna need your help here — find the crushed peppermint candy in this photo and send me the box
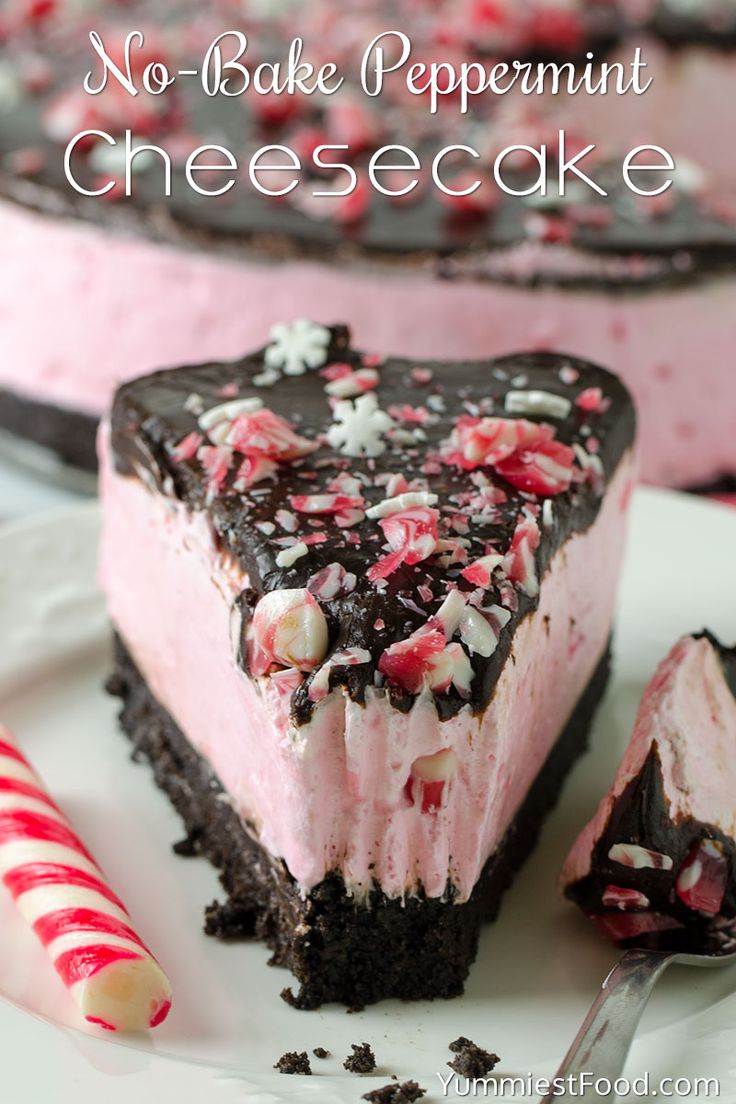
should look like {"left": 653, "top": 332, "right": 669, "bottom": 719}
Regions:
{"left": 227, "top": 408, "right": 316, "bottom": 462}
{"left": 608, "top": 844, "right": 674, "bottom": 871}
{"left": 250, "top": 588, "right": 329, "bottom": 676}
{"left": 198, "top": 445, "right": 233, "bottom": 498}
{"left": 366, "top": 492, "right": 439, "bottom": 519}
{"left": 431, "top": 589, "right": 469, "bottom": 638}
{"left": 275, "top": 509, "right": 299, "bottom": 533}
{"left": 327, "top": 393, "right": 395, "bottom": 458}
{"left": 504, "top": 390, "right": 572, "bottom": 420}
{"left": 199, "top": 397, "right": 264, "bottom": 445}
{"left": 406, "top": 748, "right": 458, "bottom": 813}
{"left": 459, "top": 606, "right": 509, "bottom": 658}
{"left": 193, "top": 406, "right": 320, "bottom": 494}
{"left": 335, "top": 507, "right": 365, "bottom": 528}
{"left": 593, "top": 912, "right": 684, "bottom": 944}
{"left": 387, "top": 404, "right": 432, "bottom": 425}
{"left": 275, "top": 542, "right": 309, "bottom": 569}
{"left": 576, "top": 387, "right": 610, "bottom": 414}
{"left": 307, "top": 562, "right": 357, "bottom": 600}
{"left": 676, "top": 840, "right": 728, "bottom": 915}
{"left": 253, "top": 366, "right": 281, "bottom": 388}
{"left": 379, "top": 628, "right": 472, "bottom": 697}
{"left": 324, "top": 367, "right": 380, "bottom": 399}
{"left": 264, "top": 319, "right": 331, "bottom": 377}
{"left": 308, "top": 648, "right": 372, "bottom": 703}
{"left": 328, "top": 471, "right": 366, "bottom": 495}
{"left": 367, "top": 507, "right": 439, "bottom": 582}
{"left": 602, "top": 886, "right": 651, "bottom": 911}
{"left": 442, "top": 415, "right": 575, "bottom": 496}
{"left": 216, "top": 381, "right": 239, "bottom": 399}
{"left": 269, "top": 667, "right": 304, "bottom": 704}
{"left": 504, "top": 514, "right": 541, "bottom": 598}
{"left": 233, "top": 453, "right": 278, "bottom": 492}
{"left": 184, "top": 392, "right": 205, "bottom": 415}
{"left": 573, "top": 443, "right": 605, "bottom": 495}
{"left": 171, "top": 430, "right": 203, "bottom": 462}
{"left": 290, "top": 493, "right": 365, "bottom": 515}
{"left": 462, "top": 552, "right": 504, "bottom": 589}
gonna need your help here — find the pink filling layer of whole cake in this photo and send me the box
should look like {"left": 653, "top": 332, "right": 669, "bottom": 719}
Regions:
{"left": 3, "top": 38, "right": 736, "bottom": 487}
{"left": 99, "top": 426, "right": 635, "bottom": 901}
{"left": 561, "top": 633, "right": 736, "bottom": 891}
{"left": 2, "top": 196, "right": 734, "bottom": 489}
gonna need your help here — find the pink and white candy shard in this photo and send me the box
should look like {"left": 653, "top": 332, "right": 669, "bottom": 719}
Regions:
{"left": 0, "top": 726, "right": 172, "bottom": 1032}
{"left": 560, "top": 633, "right": 736, "bottom": 943}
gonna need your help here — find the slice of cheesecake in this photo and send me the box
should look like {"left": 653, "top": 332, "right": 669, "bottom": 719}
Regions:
{"left": 99, "top": 321, "right": 636, "bottom": 1007}
{"left": 561, "top": 632, "right": 736, "bottom": 951}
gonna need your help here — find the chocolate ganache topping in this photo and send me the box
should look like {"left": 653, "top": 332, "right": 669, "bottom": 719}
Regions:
{"left": 1, "top": 0, "right": 736, "bottom": 287}
{"left": 110, "top": 322, "right": 636, "bottom": 724}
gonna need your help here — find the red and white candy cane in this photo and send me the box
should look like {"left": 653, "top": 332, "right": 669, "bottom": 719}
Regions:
{"left": 0, "top": 725, "right": 171, "bottom": 1032}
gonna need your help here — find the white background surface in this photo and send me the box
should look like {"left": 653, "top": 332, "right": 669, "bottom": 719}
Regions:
{"left": 0, "top": 452, "right": 85, "bottom": 519}
{"left": 0, "top": 492, "right": 734, "bottom": 1102}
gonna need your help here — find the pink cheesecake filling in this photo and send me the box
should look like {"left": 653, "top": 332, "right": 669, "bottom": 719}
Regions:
{"left": 99, "top": 426, "right": 635, "bottom": 901}
{"left": 561, "top": 634, "right": 736, "bottom": 891}
{"left": 1, "top": 196, "right": 733, "bottom": 488}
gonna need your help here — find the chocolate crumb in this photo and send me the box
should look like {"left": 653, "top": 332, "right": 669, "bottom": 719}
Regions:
{"left": 274, "top": 1051, "right": 312, "bottom": 1076}
{"left": 447, "top": 1037, "right": 500, "bottom": 1078}
{"left": 343, "top": 1042, "right": 376, "bottom": 1073}
{"left": 203, "top": 899, "right": 256, "bottom": 938}
{"left": 361, "top": 1081, "right": 425, "bottom": 1103}
{"left": 172, "top": 830, "right": 201, "bottom": 856}
{"left": 313, "top": 1047, "right": 330, "bottom": 1059}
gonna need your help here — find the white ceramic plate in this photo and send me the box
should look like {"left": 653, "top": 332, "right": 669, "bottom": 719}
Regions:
{"left": 1, "top": 491, "right": 736, "bottom": 1104}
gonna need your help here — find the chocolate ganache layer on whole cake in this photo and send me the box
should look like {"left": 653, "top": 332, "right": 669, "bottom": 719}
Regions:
{"left": 101, "top": 323, "right": 636, "bottom": 1005}
{"left": 1, "top": 0, "right": 735, "bottom": 278}
{"left": 0, "top": 0, "right": 733, "bottom": 487}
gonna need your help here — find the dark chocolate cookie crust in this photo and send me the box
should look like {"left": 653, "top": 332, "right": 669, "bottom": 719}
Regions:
{"left": 108, "top": 632, "right": 612, "bottom": 1009}
{"left": 0, "top": 387, "right": 98, "bottom": 472}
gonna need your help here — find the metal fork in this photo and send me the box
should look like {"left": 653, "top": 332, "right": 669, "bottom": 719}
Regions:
{"left": 541, "top": 944, "right": 736, "bottom": 1101}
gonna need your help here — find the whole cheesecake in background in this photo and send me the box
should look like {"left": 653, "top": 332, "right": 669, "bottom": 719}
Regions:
{"left": 561, "top": 632, "right": 736, "bottom": 952}
{"left": 99, "top": 322, "right": 636, "bottom": 1006}
{"left": 0, "top": 0, "right": 733, "bottom": 485}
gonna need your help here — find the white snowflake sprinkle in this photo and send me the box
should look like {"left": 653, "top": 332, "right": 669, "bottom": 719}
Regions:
{"left": 264, "top": 320, "right": 331, "bottom": 377}
{"left": 326, "top": 393, "right": 395, "bottom": 458}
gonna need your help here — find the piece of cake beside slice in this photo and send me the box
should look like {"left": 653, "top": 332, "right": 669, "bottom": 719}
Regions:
{"left": 99, "top": 321, "right": 636, "bottom": 1008}
{"left": 561, "top": 632, "right": 736, "bottom": 951}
